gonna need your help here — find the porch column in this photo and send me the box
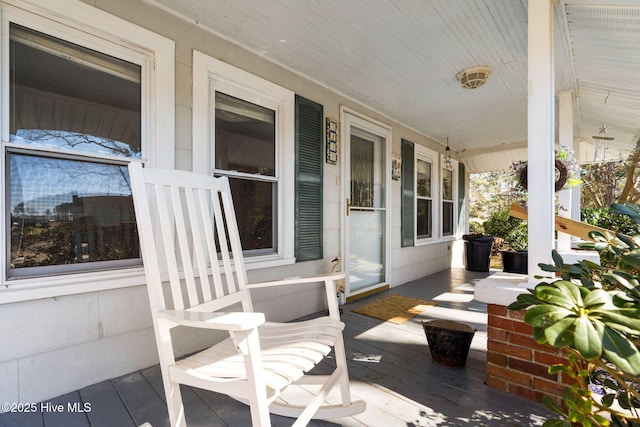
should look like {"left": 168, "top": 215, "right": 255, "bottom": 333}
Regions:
{"left": 558, "top": 91, "right": 574, "bottom": 252}
{"left": 527, "top": 0, "right": 555, "bottom": 279}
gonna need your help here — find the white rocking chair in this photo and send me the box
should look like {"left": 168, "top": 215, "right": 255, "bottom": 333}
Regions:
{"left": 128, "top": 163, "right": 365, "bottom": 427}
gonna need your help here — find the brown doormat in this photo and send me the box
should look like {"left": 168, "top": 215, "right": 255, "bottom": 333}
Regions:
{"left": 351, "top": 294, "right": 437, "bottom": 324}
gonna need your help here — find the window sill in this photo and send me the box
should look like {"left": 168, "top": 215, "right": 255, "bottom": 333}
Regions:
{"left": 0, "top": 256, "right": 296, "bottom": 305}
{"left": 0, "top": 267, "right": 147, "bottom": 305}
{"left": 244, "top": 255, "right": 296, "bottom": 271}
{"left": 415, "top": 236, "right": 458, "bottom": 247}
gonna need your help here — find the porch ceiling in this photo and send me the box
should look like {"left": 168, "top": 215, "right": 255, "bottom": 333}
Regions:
{"left": 146, "top": 0, "right": 640, "bottom": 173}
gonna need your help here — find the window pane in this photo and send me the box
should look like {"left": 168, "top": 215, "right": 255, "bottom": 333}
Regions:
{"left": 8, "top": 153, "right": 139, "bottom": 274}
{"left": 443, "top": 201, "right": 453, "bottom": 236}
{"left": 417, "top": 159, "right": 431, "bottom": 197}
{"left": 417, "top": 198, "right": 432, "bottom": 239}
{"left": 442, "top": 167, "right": 453, "bottom": 200}
{"left": 215, "top": 92, "right": 275, "bottom": 176}
{"left": 9, "top": 24, "right": 142, "bottom": 158}
{"left": 228, "top": 177, "right": 275, "bottom": 252}
{"left": 350, "top": 135, "right": 374, "bottom": 208}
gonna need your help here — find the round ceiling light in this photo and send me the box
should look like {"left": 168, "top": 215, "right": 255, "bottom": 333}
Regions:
{"left": 456, "top": 66, "right": 491, "bottom": 89}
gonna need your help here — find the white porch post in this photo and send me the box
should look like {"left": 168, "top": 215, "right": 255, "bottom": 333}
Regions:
{"left": 527, "top": 0, "right": 555, "bottom": 279}
{"left": 558, "top": 91, "right": 574, "bottom": 252}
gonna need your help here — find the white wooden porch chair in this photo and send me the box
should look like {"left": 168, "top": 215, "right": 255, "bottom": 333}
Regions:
{"left": 128, "top": 163, "right": 365, "bottom": 427}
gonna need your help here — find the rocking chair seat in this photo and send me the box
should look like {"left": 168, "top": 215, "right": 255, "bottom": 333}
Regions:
{"left": 172, "top": 317, "right": 345, "bottom": 395}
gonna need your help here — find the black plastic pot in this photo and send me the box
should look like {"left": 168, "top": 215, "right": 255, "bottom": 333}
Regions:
{"left": 462, "top": 234, "right": 494, "bottom": 272}
{"left": 501, "top": 250, "right": 528, "bottom": 274}
{"left": 422, "top": 320, "right": 476, "bottom": 368}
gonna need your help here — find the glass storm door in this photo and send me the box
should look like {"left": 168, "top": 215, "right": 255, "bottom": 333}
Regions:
{"left": 343, "top": 112, "right": 390, "bottom": 298}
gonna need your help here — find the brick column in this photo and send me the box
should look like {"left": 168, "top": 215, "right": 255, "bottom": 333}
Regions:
{"left": 486, "top": 304, "right": 573, "bottom": 405}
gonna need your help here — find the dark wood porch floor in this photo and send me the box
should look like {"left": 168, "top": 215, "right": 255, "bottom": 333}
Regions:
{"left": 0, "top": 268, "right": 551, "bottom": 426}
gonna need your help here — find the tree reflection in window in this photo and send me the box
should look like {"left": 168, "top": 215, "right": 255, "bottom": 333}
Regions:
{"left": 11, "top": 129, "right": 141, "bottom": 158}
{"left": 9, "top": 153, "right": 138, "bottom": 273}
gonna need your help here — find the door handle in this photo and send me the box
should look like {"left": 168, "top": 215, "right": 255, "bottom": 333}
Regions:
{"left": 346, "top": 198, "right": 351, "bottom": 216}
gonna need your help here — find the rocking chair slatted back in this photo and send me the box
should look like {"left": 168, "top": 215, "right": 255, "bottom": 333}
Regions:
{"left": 132, "top": 166, "right": 249, "bottom": 314}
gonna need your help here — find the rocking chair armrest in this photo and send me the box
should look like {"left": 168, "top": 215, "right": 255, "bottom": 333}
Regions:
{"left": 157, "top": 310, "right": 265, "bottom": 331}
{"left": 246, "top": 272, "right": 345, "bottom": 289}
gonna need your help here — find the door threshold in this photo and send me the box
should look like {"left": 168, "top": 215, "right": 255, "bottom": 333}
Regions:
{"left": 346, "top": 284, "right": 390, "bottom": 303}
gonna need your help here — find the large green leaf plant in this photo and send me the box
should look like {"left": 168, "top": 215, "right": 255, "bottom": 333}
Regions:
{"left": 508, "top": 203, "right": 640, "bottom": 427}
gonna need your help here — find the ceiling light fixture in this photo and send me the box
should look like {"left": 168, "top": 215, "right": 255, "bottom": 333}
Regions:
{"left": 456, "top": 65, "right": 491, "bottom": 89}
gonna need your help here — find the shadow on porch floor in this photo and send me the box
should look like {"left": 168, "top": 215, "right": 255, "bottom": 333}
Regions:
{"left": 0, "top": 268, "right": 551, "bottom": 427}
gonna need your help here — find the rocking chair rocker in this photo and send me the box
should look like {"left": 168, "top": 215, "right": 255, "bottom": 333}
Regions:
{"left": 128, "top": 163, "right": 365, "bottom": 426}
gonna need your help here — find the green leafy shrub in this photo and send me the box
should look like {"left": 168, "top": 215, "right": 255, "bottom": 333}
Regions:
{"left": 483, "top": 206, "right": 528, "bottom": 252}
{"left": 581, "top": 207, "right": 639, "bottom": 236}
{"left": 469, "top": 220, "right": 485, "bottom": 235}
{"left": 508, "top": 202, "right": 640, "bottom": 427}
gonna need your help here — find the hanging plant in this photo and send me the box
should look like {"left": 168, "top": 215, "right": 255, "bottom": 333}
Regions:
{"left": 511, "top": 146, "right": 582, "bottom": 193}
{"left": 517, "top": 159, "right": 569, "bottom": 192}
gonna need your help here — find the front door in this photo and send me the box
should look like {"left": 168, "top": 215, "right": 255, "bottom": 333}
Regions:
{"left": 342, "top": 109, "right": 391, "bottom": 301}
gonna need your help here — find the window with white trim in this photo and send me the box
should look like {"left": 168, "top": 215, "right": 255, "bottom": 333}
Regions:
{"left": 416, "top": 148, "right": 436, "bottom": 241}
{"left": 1, "top": 4, "right": 174, "bottom": 282}
{"left": 214, "top": 92, "right": 277, "bottom": 253}
{"left": 192, "top": 51, "right": 295, "bottom": 265}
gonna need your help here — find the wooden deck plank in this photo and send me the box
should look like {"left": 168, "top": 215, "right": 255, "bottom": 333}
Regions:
{"left": 78, "top": 380, "right": 136, "bottom": 427}
{"left": 340, "top": 301, "right": 549, "bottom": 424}
{"left": 112, "top": 371, "right": 169, "bottom": 427}
{"left": 143, "top": 360, "right": 337, "bottom": 427}
{"left": 342, "top": 314, "right": 474, "bottom": 374}
{"left": 41, "top": 392, "right": 89, "bottom": 427}
{"left": 341, "top": 329, "right": 485, "bottom": 407}
{"left": 0, "top": 408, "right": 43, "bottom": 427}
{"left": 141, "top": 365, "right": 234, "bottom": 427}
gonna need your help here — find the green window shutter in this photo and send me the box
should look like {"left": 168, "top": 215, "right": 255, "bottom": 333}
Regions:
{"left": 401, "top": 139, "right": 415, "bottom": 247}
{"left": 294, "top": 95, "right": 323, "bottom": 261}
{"left": 458, "top": 162, "right": 466, "bottom": 220}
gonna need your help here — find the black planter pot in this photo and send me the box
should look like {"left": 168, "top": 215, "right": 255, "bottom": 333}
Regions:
{"left": 462, "top": 234, "right": 494, "bottom": 272}
{"left": 422, "top": 320, "right": 476, "bottom": 368}
{"left": 501, "top": 250, "right": 528, "bottom": 274}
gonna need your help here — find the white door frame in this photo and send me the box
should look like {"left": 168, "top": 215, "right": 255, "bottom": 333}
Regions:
{"left": 340, "top": 107, "right": 392, "bottom": 302}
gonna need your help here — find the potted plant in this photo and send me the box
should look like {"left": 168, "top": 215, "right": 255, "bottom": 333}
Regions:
{"left": 508, "top": 202, "right": 640, "bottom": 427}
{"left": 511, "top": 146, "right": 583, "bottom": 193}
{"left": 483, "top": 206, "right": 529, "bottom": 274}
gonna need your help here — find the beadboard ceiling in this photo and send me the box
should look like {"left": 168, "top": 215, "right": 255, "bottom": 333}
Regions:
{"left": 146, "top": 0, "right": 640, "bottom": 173}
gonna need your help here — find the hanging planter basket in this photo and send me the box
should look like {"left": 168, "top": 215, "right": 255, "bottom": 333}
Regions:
{"left": 518, "top": 159, "right": 568, "bottom": 192}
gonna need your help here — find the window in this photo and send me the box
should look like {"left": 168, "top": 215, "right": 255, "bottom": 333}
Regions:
{"left": 416, "top": 157, "right": 433, "bottom": 239}
{"left": 441, "top": 158, "right": 458, "bottom": 237}
{"left": 193, "top": 51, "right": 295, "bottom": 266}
{"left": 1, "top": 4, "right": 174, "bottom": 285}
{"left": 214, "top": 92, "right": 276, "bottom": 253}
{"left": 401, "top": 140, "right": 440, "bottom": 245}
{"left": 5, "top": 23, "right": 142, "bottom": 279}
